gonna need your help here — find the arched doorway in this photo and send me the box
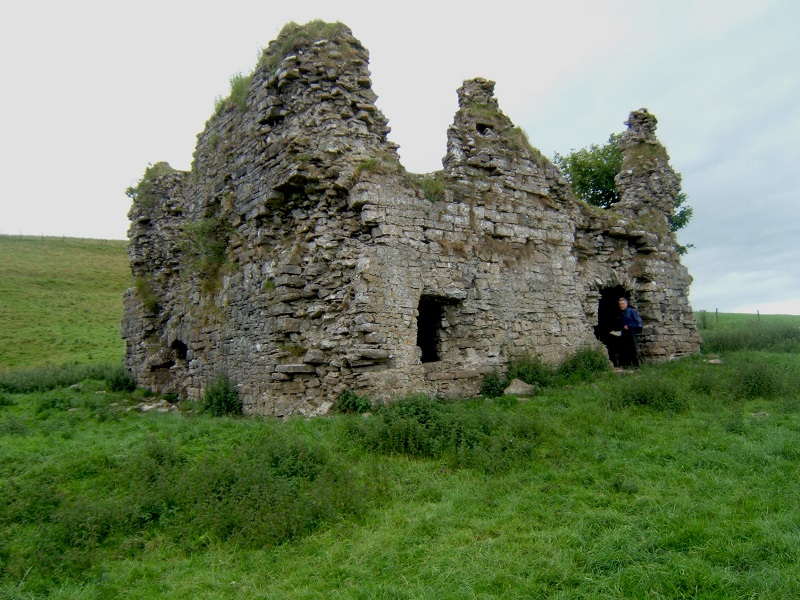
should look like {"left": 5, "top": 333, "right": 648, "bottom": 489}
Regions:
{"left": 594, "top": 285, "right": 630, "bottom": 366}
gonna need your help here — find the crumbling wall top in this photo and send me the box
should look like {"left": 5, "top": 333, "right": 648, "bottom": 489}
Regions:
{"left": 615, "top": 108, "right": 681, "bottom": 219}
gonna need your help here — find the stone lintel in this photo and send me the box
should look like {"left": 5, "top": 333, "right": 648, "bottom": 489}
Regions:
{"left": 274, "top": 364, "right": 317, "bottom": 374}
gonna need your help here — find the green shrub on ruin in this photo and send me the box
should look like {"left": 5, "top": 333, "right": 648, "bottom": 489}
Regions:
{"left": 203, "top": 372, "right": 241, "bottom": 416}
{"left": 333, "top": 389, "right": 372, "bottom": 414}
{"left": 125, "top": 162, "right": 175, "bottom": 209}
{"left": 214, "top": 72, "right": 253, "bottom": 114}
{"left": 555, "top": 346, "right": 611, "bottom": 384}
{"left": 181, "top": 216, "right": 231, "bottom": 292}
{"left": 133, "top": 275, "right": 160, "bottom": 314}
{"left": 410, "top": 172, "right": 448, "bottom": 202}
{"left": 259, "top": 20, "right": 352, "bottom": 74}
{"left": 354, "top": 153, "right": 404, "bottom": 182}
{"left": 479, "top": 369, "right": 506, "bottom": 398}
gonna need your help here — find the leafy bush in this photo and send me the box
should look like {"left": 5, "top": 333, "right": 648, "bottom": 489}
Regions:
{"left": 348, "top": 395, "right": 538, "bottom": 473}
{"left": 203, "top": 373, "right": 241, "bottom": 416}
{"left": 612, "top": 373, "right": 687, "bottom": 412}
{"left": 553, "top": 133, "right": 622, "bottom": 209}
{"left": 333, "top": 390, "right": 372, "bottom": 414}
{"left": 507, "top": 354, "right": 555, "bottom": 387}
{"left": 125, "top": 162, "right": 175, "bottom": 208}
{"left": 106, "top": 365, "right": 137, "bottom": 392}
{"left": 0, "top": 391, "right": 14, "bottom": 407}
{"left": 480, "top": 370, "right": 506, "bottom": 398}
{"left": 735, "top": 359, "right": 786, "bottom": 400}
{"left": 556, "top": 347, "right": 610, "bottom": 384}
{"left": 410, "top": 172, "right": 448, "bottom": 202}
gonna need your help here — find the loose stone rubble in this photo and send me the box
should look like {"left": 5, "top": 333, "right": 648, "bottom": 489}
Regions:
{"left": 122, "top": 21, "right": 700, "bottom": 416}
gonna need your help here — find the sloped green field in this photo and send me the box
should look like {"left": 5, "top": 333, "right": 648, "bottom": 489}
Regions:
{"left": 0, "top": 235, "right": 129, "bottom": 371}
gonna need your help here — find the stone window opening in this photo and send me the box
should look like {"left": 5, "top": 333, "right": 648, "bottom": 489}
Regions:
{"left": 417, "top": 295, "right": 458, "bottom": 363}
{"left": 476, "top": 123, "right": 494, "bottom": 136}
{"left": 170, "top": 339, "right": 188, "bottom": 361}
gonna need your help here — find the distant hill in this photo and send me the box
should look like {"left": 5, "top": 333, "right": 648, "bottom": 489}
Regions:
{"left": 0, "top": 236, "right": 129, "bottom": 370}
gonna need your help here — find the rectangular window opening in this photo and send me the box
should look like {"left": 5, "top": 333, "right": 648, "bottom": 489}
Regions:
{"left": 416, "top": 295, "right": 459, "bottom": 363}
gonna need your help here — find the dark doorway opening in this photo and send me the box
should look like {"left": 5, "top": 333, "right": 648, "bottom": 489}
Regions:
{"left": 417, "top": 296, "right": 443, "bottom": 363}
{"left": 595, "top": 285, "right": 631, "bottom": 365}
{"left": 595, "top": 286, "right": 630, "bottom": 339}
{"left": 417, "top": 295, "right": 461, "bottom": 363}
{"left": 170, "top": 339, "right": 188, "bottom": 361}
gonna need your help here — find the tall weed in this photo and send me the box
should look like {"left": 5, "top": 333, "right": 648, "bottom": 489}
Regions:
{"left": 701, "top": 322, "right": 800, "bottom": 353}
{"left": 609, "top": 371, "right": 688, "bottom": 412}
{"left": 732, "top": 356, "right": 792, "bottom": 400}
{"left": 507, "top": 354, "right": 555, "bottom": 387}
{"left": 482, "top": 347, "right": 609, "bottom": 396}
{"left": 333, "top": 389, "right": 372, "bottom": 414}
{"left": 0, "top": 362, "right": 125, "bottom": 394}
{"left": 1, "top": 428, "right": 367, "bottom": 586}
{"left": 349, "top": 395, "right": 539, "bottom": 473}
{"left": 203, "top": 373, "right": 241, "bottom": 416}
{"left": 555, "top": 347, "right": 610, "bottom": 384}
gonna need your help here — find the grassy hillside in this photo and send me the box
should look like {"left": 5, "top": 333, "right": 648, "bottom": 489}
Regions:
{"left": 1, "top": 237, "right": 800, "bottom": 597}
{"left": 0, "top": 235, "right": 129, "bottom": 371}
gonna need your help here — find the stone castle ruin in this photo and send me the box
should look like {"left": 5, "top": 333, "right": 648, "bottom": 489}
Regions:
{"left": 122, "top": 21, "right": 700, "bottom": 416}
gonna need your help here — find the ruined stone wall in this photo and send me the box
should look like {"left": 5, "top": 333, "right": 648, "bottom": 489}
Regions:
{"left": 122, "top": 22, "right": 700, "bottom": 416}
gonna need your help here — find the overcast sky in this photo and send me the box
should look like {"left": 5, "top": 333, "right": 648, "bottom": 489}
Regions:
{"left": 1, "top": 0, "right": 798, "bottom": 314}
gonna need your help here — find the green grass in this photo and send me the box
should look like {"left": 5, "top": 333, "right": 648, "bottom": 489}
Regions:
{"left": 3, "top": 352, "right": 800, "bottom": 597}
{"left": 0, "top": 236, "right": 129, "bottom": 371}
{"left": 2, "top": 238, "right": 800, "bottom": 597}
{"left": 696, "top": 310, "right": 800, "bottom": 352}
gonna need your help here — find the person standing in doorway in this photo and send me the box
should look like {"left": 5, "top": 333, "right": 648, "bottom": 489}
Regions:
{"left": 614, "top": 297, "right": 643, "bottom": 367}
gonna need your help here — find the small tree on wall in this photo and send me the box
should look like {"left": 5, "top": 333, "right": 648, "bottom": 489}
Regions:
{"left": 554, "top": 133, "right": 624, "bottom": 209}
{"left": 554, "top": 134, "right": 693, "bottom": 253}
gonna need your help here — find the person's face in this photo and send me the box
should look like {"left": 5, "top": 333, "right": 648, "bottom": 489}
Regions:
{"left": 618, "top": 299, "right": 628, "bottom": 310}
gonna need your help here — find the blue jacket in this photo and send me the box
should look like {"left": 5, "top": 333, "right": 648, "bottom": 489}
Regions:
{"left": 621, "top": 307, "right": 643, "bottom": 332}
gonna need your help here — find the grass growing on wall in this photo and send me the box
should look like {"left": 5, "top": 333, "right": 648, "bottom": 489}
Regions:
{"left": 0, "top": 236, "right": 129, "bottom": 371}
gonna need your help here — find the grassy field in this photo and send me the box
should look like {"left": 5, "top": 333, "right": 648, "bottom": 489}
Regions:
{"left": 1, "top": 237, "right": 800, "bottom": 598}
{"left": 0, "top": 236, "right": 130, "bottom": 371}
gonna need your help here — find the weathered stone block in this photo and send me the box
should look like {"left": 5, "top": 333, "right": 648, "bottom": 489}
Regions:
{"left": 274, "top": 364, "right": 317, "bottom": 374}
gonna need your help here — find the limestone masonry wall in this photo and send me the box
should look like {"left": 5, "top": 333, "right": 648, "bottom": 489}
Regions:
{"left": 122, "top": 22, "right": 700, "bottom": 416}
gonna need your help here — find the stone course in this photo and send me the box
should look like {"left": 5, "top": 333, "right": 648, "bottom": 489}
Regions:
{"left": 122, "top": 22, "right": 700, "bottom": 416}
